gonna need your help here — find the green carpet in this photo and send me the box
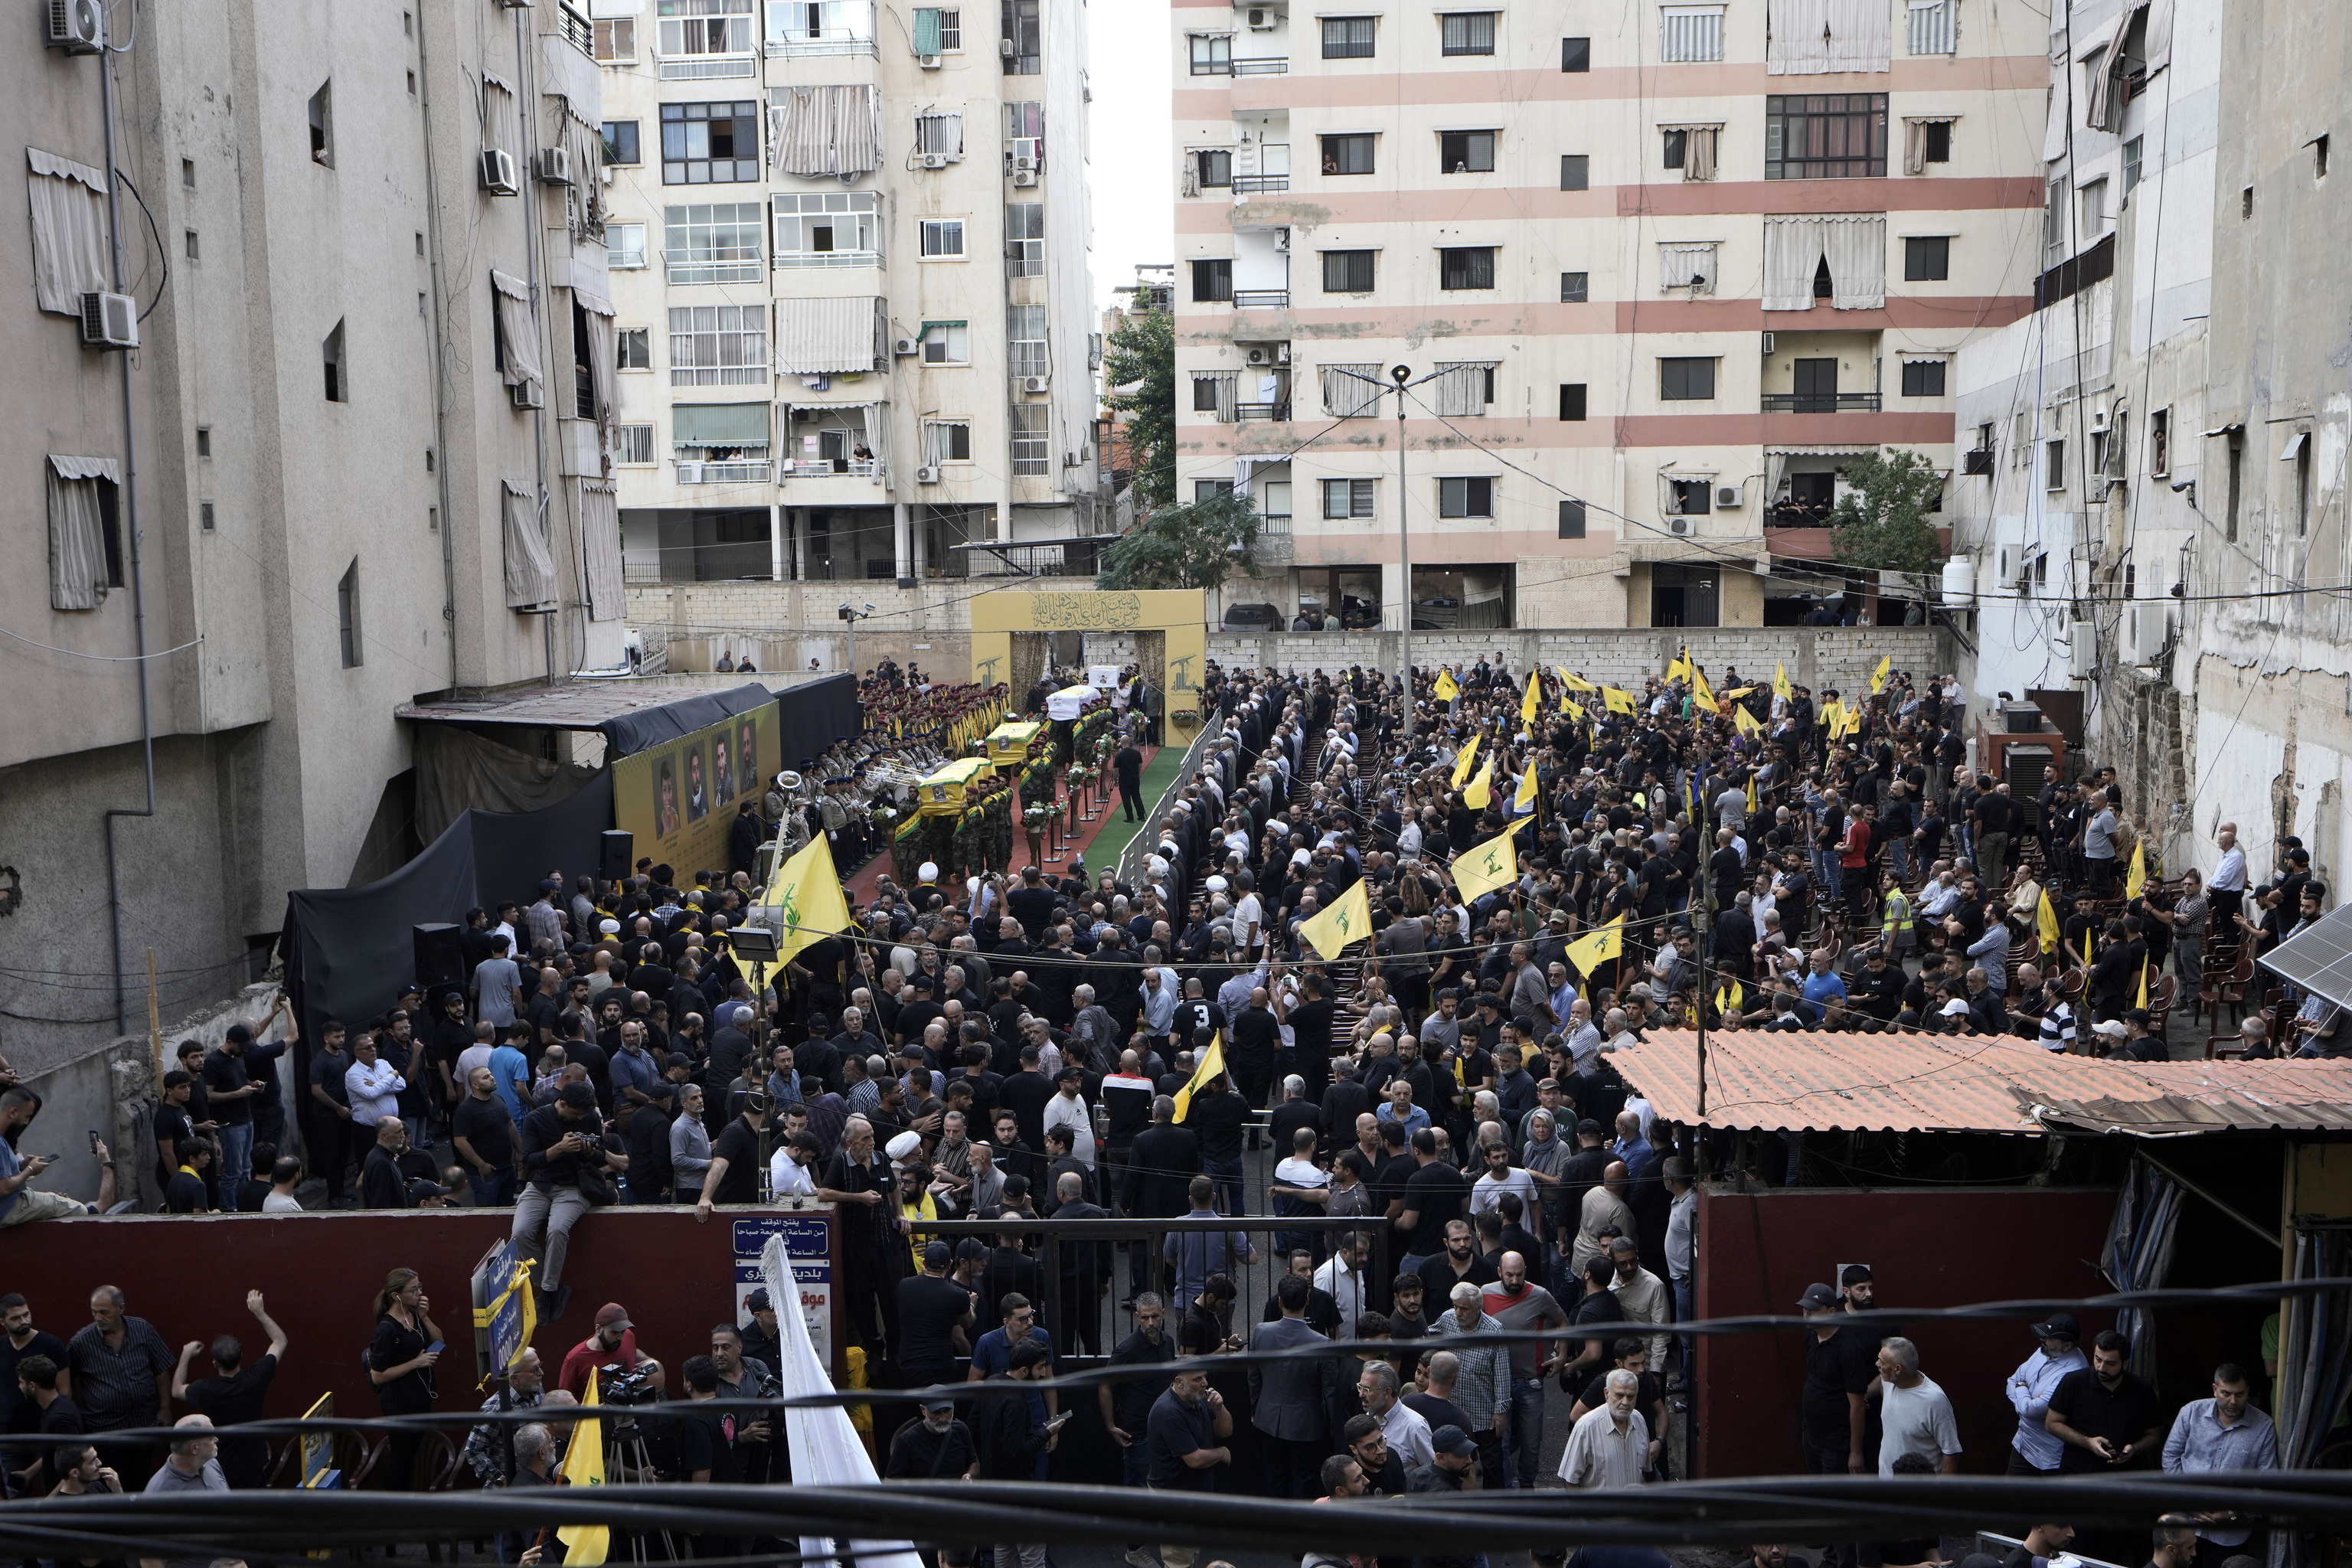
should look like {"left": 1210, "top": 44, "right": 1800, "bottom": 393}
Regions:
{"left": 1075, "top": 743, "right": 1189, "bottom": 873}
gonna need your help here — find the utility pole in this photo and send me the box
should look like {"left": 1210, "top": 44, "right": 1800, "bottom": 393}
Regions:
{"left": 1393, "top": 364, "right": 1414, "bottom": 749}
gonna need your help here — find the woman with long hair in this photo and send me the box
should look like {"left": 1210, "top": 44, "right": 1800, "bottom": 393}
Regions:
{"left": 366, "top": 1268, "right": 443, "bottom": 1491}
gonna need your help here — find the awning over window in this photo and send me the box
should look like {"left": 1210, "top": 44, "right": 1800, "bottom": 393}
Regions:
{"left": 1768, "top": 0, "right": 1890, "bottom": 74}
{"left": 775, "top": 296, "right": 880, "bottom": 374}
{"left": 501, "top": 481, "right": 559, "bottom": 612}
{"left": 1762, "top": 214, "right": 1886, "bottom": 311}
{"left": 671, "top": 402, "right": 771, "bottom": 449}
{"left": 768, "top": 85, "right": 881, "bottom": 178}
{"left": 491, "top": 270, "right": 543, "bottom": 390}
{"left": 26, "top": 148, "right": 110, "bottom": 316}
{"left": 580, "top": 480, "right": 624, "bottom": 622}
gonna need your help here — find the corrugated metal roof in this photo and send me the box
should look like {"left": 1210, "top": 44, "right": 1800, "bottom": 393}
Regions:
{"left": 1611, "top": 1031, "right": 2352, "bottom": 1136}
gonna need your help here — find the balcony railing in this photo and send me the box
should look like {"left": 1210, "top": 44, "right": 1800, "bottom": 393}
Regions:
{"left": 1231, "top": 174, "right": 1289, "bottom": 194}
{"left": 1232, "top": 57, "right": 1289, "bottom": 73}
{"left": 675, "top": 459, "right": 774, "bottom": 484}
{"left": 936, "top": 540, "right": 1105, "bottom": 578}
{"left": 765, "top": 29, "right": 877, "bottom": 57}
{"left": 664, "top": 251, "right": 762, "bottom": 285}
{"left": 1233, "top": 289, "right": 1289, "bottom": 310}
{"left": 779, "top": 457, "right": 884, "bottom": 481}
{"left": 772, "top": 250, "right": 883, "bottom": 270}
{"left": 554, "top": 3, "right": 596, "bottom": 58}
{"left": 1760, "top": 391, "right": 1882, "bottom": 413}
{"left": 658, "top": 52, "right": 758, "bottom": 78}
{"left": 1235, "top": 400, "right": 1291, "bottom": 423}
{"left": 1256, "top": 513, "right": 1292, "bottom": 558}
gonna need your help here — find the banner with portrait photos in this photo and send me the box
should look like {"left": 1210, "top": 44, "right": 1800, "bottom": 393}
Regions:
{"left": 611, "top": 702, "right": 778, "bottom": 881}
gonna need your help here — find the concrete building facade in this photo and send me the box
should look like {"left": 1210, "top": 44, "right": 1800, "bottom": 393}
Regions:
{"left": 591, "top": 0, "right": 1100, "bottom": 628}
{"left": 1167, "top": 0, "right": 2047, "bottom": 632}
{"left": 1, "top": 2, "right": 612, "bottom": 1067}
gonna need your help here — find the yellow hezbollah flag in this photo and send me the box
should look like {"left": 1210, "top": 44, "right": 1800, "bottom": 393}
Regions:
{"left": 1562, "top": 700, "right": 1586, "bottom": 721}
{"left": 769, "top": 835, "right": 854, "bottom": 965}
{"left": 1691, "top": 666, "right": 1717, "bottom": 712}
{"left": 1563, "top": 915, "right": 1625, "bottom": 978}
{"left": 1774, "top": 664, "right": 1792, "bottom": 701}
{"left": 1733, "top": 704, "right": 1763, "bottom": 737}
{"left": 2037, "top": 888, "right": 2063, "bottom": 956}
{"left": 1557, "top": 667, "right": 1598, "bottom": 693}
{"left": 1746, "top": 771, "right": 1757, "bottom": 815}
{"left": 1522, "top": 668, "right": 1542, "bottom": 726}
{"left": 1602, "top": 686, "right": 1635, "bottom": 715}
{"left": 1665, "top": 655, "right": 1689, "bottom": 685}
{"left": 557, "top": 1370, "right": 610, "bottom": 1564}
{"left": 1514, "top": 758, "right": 1540, "bottom": 813}
{"left": 1451, "top": 733, "right": 1481, "bottom": 789}
{"left": 2125, "top": 841, "right": 2146, "bottom": 900}
{"left": 1298, "top": 878, "right": 1373, "bottom": 961}
{"left": 1871, "top": 654, "right": 1892, "bottom": 695}
{"left": 1723, "top": 686, "right": 1756, "bottom": 700}
{"left": 1454, "top": 828, "right": 1518, "bottom": 902}
{"left": 1172, "top": 1031, "right": 1227, "bottom": 1120}
{"left": 2135, "top": 959, "right": 2150, "bottom": 1011}
{"left": 1714, "top": 979, "right": 1746, "bottom": 1015}
{"left": 1462, "top": 756, "right": 1494, "bottom": 810}
{"left": 1819, "top": 699, "right": 1844, "bottom": 734}
{"left": 1434, "top": 668, "right": 1461, "bottom": 701}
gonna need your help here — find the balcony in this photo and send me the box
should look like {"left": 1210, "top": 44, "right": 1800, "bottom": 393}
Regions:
{"left": 765, "top": 27, "right": 877, "bottom": 57}
{"left": 664, "top": 251, "right": 761, "bottom": 286}
{"left": 675, "top": 460, "right": 773, "bottom": 484}
{"left": 1256, "top": 512, "right": 1292, "bottom": 561}
{"left": 1231, "top": 173, "right": 1288, "bottom": 194}
{"left": 1233, "top": 288, "right": 1289, "bottom": 310}
{"left": 1233, "top": 57, "right": 1288, "bottom": 73}
{"left": 1235, "top": 400, "right": 1291, "bottom": 423}
{"left": 1760, "top": 391, "right": 1882, "bottom": 413}
{"left": 658, "top": 51, "right": 757, "bottom": 78}
{"left": 554, "top": 2, "right": 596, "bottom": 59}
{"left": 772, "top": 249, "right": 883, "bottom": 271}
{"left": 779, "top": 457, "right": 884, "bottom": 481}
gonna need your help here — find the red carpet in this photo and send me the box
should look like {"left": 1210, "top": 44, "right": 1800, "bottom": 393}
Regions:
{"left": 840, "top": 744, "right": 1158, "bottom": 904}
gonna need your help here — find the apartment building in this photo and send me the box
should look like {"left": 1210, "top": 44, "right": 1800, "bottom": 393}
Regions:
{"left": 591, "top": 0, "right": 1099, "bottom": 596}
{"left": 1, "top": 2, "right": 612, "bottom": 1061}
{"left": 1169, "top": 0, "right": 2046, "bottom": 631}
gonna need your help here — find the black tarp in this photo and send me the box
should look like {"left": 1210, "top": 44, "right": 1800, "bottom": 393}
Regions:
{"left": 598, "top": 681, "right": 775, "bottom": 758}
{"left": 773, "top": 673, "right": 862, "bottom": 766}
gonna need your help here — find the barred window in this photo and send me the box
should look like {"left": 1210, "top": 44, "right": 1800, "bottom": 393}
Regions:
{"left": 1439, "top": 246, "right": 1494, "bottom": 289}
{"left": 1009, "top": 403, "right": 1050, "bottom": 475}
{"left": 1322, "top": 478, "right": 1375, "bottom": 518}
{"left": 668, "top": 304, "right": 769, "bottom": 385}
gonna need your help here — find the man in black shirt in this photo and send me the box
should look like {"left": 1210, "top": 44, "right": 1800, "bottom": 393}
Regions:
{"left": 451, "top": 1066, "right": 519, "bottom": 1207}
{"left": 998, "top": 1047, "right": 1058, "bottom": 1156}
{"left": 2043, "top": 1329, "right": 2162, "bottom": 1473}
{"left": 895, "top": 1243, "right": 978, "bottom": 1392}
{"left": 0, "top": 1295, "right": 70, "bottom": 1498}
{"left": 169, "top": 1292, "right": 287, "bottom": 1489}
{"left": 514, "top": 1080, "right": 608, "bottom": 1321}
{"left": 695, "top": 1093, "right": 771, "bottom": 1215}
{"left": 1100, "top": 1294, "right": 1177, "bottom": 1495}
{"left": 885, "top": 1397, "right": 980, "bottom": 1479}
{"left": 674, "top": 1355, "right": 744, "bottom": 1557}
{"left": 1797, "top": 1281, "right": 1873, "bottom": 1568}
{"left": 1395, "top": 1129, "right": 1468, "bottom": 1267}
{"left": 1182, "top": 1069, "right": 1251, "bottom": 1214}
{"left": 817, "top": 1118, "right": 902, "bottom": 1355}
{"left": 1008, "top": 867, "right": 1063, "bottom": 942}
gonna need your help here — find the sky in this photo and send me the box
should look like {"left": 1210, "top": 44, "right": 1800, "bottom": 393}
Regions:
{"left": 1086, "top": 1, "right": 1173, "bottom": 314}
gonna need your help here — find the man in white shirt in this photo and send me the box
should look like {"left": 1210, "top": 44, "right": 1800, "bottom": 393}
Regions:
{"left": 1312, "top": 1233, "right": 1370, "bottom": 1338}
{"left": 1354, "top": 1360, "right": 1432, "bottom": 1469}
{"left": 1468, "top": 1141, "right": 1538, "bottom": 1223}
{"left": 1042, "top": 1067, "right": 1096, "bottom": 1168}
{"left": 1557, "top": 1370, "right": 1649, "bottom": 1490}
{"left": 1876, "top": 1337, "right": 1962, "bottom": 1475}
{"left": 344, "top": 1034, "right": 406, "bottom": 1128}
{"left": 770, "top": 1132, "right": 819, "bottom": 1197}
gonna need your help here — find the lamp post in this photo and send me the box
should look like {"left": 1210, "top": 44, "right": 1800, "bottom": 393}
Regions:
{"left": 1393, "top": 364, "right": 1414, "bottom": 749}
{"left": 838, "top": 602, "right": 875, "bottom": 678}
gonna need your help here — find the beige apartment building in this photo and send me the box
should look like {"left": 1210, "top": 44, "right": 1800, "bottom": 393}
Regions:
{"left": 1169, "top": 0, "right": 2047, "bottom": 630}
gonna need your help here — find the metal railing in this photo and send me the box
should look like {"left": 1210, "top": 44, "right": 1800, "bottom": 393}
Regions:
{"left": 765, "top": 31, "right": 878, "bottom": 57}
{"left": 1256, "top": 513, "right": 1293, "bottom": 558}
{"left": 1233, "top": 288, "right": 1289, "bottom": 310}
{"left": 658, "top": 52, "right": 759, "bottom": 78}
{"left": 1232, "top": 57, "right": 1289, "bottom": 73}
{"left": 674, "top": 459, "right": 773, "bottom": 484}
{"left": 779, "top": 457, "right": 885, "bottom": 481}
{"left": 1234, "top": 400, "right": 1291, "bottom": 423}
{"left": 1760, "top": 391, "right": 1882, "bottom": 413}
{"left": 1231, "top": 173, "right": 1289, "bottom": 194}
{"left": 935, "top": 540, "right": 1101, "bottom": 578}
{"left": 663, "top": 251, "right": 762, "bottom": 286}
{"left": 554, "top": 2, "right": 596, "bottom": 58}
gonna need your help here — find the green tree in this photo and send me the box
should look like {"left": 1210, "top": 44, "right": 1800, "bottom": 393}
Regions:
{"left": 1830, "top": 449, "right": 1946, "bottom": 588}
{"left": 1102, "top": 308, "right": 1176, "bottom": 514}
{"left": 1096, "top": 488, "right": 1260, "bottom": 591}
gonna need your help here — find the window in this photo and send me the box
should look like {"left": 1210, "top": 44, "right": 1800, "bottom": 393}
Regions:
{"left": 184, "top": 229, "right": 199, "bottom": 261}
{"left": 1003, "top": 101, "right": 1043, "bottom": 171}
{"left": 1660, "top": 5, "right": 1723, "bottom": 62}
{"left": 1440, "top": 131, "right": 1495, "bottom": 174}
{"left": 1321, "top": 134, "right": 1375, "bottom": 175}
{"left": 2122, "top": 136, "right": 2143, "bottom": 200}
{"left": 594, "top": 17, "right": 637, "bottom": 60}
{"left": 2044, "top": 177, "right": 2069, "bottom": 263}
{"left": 2226, "top": 430, "right": 2242, "bottom": 540}
{"left": 1438, "top": 476, "right": 1494, "bottom": 518}
{"left": 1009, "top": 403, "right": 1049, "bottom": 475}
{"left": 1004, "top": 0, "right": 1040, "bottom": 73}
{"left": 1900, "top": 359, "right": 1946, "bottom": 396}
{"left": 603, "top": 120, "right": 642, "bottom": 165}
{"left": 1440, "top": 12, "right": 1496, "bottom": 55}
{"left": 1191, "top": 257, "right": 1233, "bottom": 302}
{"left": 1659, "top": 356, "right": 1714, "bottom": 400}
{"left": 1195, "top": 480, "right": 1235, "bottom": 503}
{"left": 45, "top": 458, "right": 122, "bottom": 609}
{"left": 669, "top": 305, "right": 768, "bottom": 386}
{"left": 1903, "top": 235, "right": 1949, "bottom": 280}
{"left": 616, "top": 425, "right": 657, "bottom": 464}
{"left": 1662, "top": 130, "right": 1686, "bottom": 169}
{"left": 2294, "top": 431, "right": 2312, "bottom": 537}
{"left": 1193, "top": 377, "right": 1223, "bottom": 413}
{"left": 2148, "top": 408, "right": 2169, "bottom": 477}
{"left": 658, "top": 0, "right": 754, "bottom": 63}
{"left": 1189, "top": 33, "right": 1232, "bottom": 74}
{"left": 337, "top": 560, "right": 362, "bottom": 668}
{"left": 913, "top": 7, "right": 962, "bottom": 50}
{"left": 1321, "top": 363, "right": 1383, "bottom": 416}
{"left": 920, "top": 321, "right": 970, "bottom": 364}
{"left": 916, "top": 112, "right": 965, "bottom": 159}
{"left": 407, "top": 70, "right": 416, "bottom": 96}
{"left": 181, "top": 158, "right": 196, "bottom": 189}
{"left": 662, "top": 203, "right": 762, "bottom": 282}
{"left": 1323, "top": 250, "right": 1376, "bottom": 292}
{"left": 2243, "top": 185, "right": 2253, "bottom": 220}
{"left": 615, "top": 328, "right": 652, "bottom": 372}
{"left": 1764, "top": 93, "right": 1889, "bottom": 180}
{"left": 928, "top": 421, "right": 973, "bottom": 461}
{"left": 1559, "top": 383, "right": 1587, "bottom": 421}
{"left": 1922, "top": 120, "right": 1952, "bottom": 163}
{"left": 1668, "top": 479, "right": 1711, "bottom": 514}
{"left": 2046, "top": 439, "right": 2066, "bottom": 492}
{"left": 919, "top": 218, "right": 967, "bottom": 257}
{"left": 1561, "top": 35, "right": 1589, "bottom": 70}
{"left": 661, "top": 102, "right": 760, "bottom": 183}
{"left": 1324, "top": 16, "right": 1376, "bottom": 57}
{"left": 308, "top": 83, "right": 334, "bottom": 166}
{"left": 1195, "top": 149, "right": 1233, "bottom": 188}
{"left": 322, "top": 320, "right": 347, "bottom": 402}
{"left": 200, "top": 501, "right": 216, "bottom": 531}
{"left": 772, "top": 191, "right": 882, "bottom": 263}
{"left": 2318, "top": 134, "right": 2332, "bottom": 179}
{"left": 1558, "top": 499, "right": 1586, "bottom": 538}
{"left": 1907, "top": 0, "right": 1958, "bottom": 54}
{"left": 1433, "top": 361, "right": 1497, "bottom": 415}
{"left": 1008, "top": 303, "right": 1048, "bottom": 379}
{"left": 1560, "top": 155, "right": 1589, "bottom": 190}
{"left": 195, "top": 427, "right": 212, "bottom": 458}
{"left": 1659, "top": 241, "right": 1716, "bottom": 292}
{"left": 609, "top": 221, "right": 649, "bottom": 270}
{"left": 2079, "top": 178, "right": 2108, "bottom": 238}
{"left": 1560, "top": 271, "right": 1588, "bottom": 302}
{"left": 1439, "top": 247, "right": 1495, "bottom": 289}
{"left": 1322, "top": 478, "right": 1375, "bottom": 518}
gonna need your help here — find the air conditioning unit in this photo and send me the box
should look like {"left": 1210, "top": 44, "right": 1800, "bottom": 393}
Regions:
{"left": 1011, "top": 169, "right": 1037, "bottom": 187}
{"left": 1760, "top": 332, "right": 1775, "bottom": 355}
{"left": 534, "top": 146, "right": 573, "bottom": 186}
{"left": 1276, "top": 342, "right": 1290, "bottom": 363}
{"left": 2121, "top": 600, "right": 2171, "bottom": 664}
{"left": 1272, "top": 230, "right": 1290, "bottom": 252}
{"left": 479, "top": 148, "right": 521, "bottom": 195}
{"left": 44, "top": 0, "right": 104, "bottom": 52}
{"left": 893, "top": 337, "right": 920, "bottom": 356}
{"left": 1247, "top": 7, "right": 1278, "bottom": 27}
{"left": 1021, "top": 374, "right": 1050, "bottom": 393}
{"left": 495, "top": 0, "right": 532, "bottom": 8}
{"left": 1246, "top": 348, "right": 1270, "bottom": 366}
{"left": 916, "top": 465, "right": 942, "bottom": 484}
{"left": 1963, "top": 446, "right": 1995, "bottom": 475}
{"left": 1065, "top": 451, "right": 1083, "bottom": 466}
{"left": 77, "top": 290, "right": 138, "bottom": 351}
{"left": 1664, "top": 515, "right": 1697, "bottom": 537}
{"left": 511, "top": 379, "right": 545, "bottom": 410}
{"left": 920, "top": 153, "right": 950, "bottom": 170}
{"left": 1714, "top": 483, "right": 1744, "bottom": 508}
{"left": 999, "top": 38, "right": 1015, "bottom": 55}
{"left": 917, "top": 52, "right": 942, "bottom": 67}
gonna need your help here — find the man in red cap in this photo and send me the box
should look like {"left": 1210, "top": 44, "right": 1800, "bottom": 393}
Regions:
{"left": 558, "top": 1302, "right": 664, "bottom": 1399}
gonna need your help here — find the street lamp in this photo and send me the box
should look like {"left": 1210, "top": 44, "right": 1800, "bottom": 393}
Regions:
{"left": 838, "top": 601, "right": 876, "bottom": 677}
{"left": 1393, "top": 364, "right": 1415, "bottom": 748}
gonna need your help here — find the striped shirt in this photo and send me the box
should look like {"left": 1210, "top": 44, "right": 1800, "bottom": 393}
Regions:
{"left": 2037, "top": 1000, "right": 2077, "bottom": 1052}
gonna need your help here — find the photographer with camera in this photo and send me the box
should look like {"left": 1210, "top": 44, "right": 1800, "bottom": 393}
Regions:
{"left": 512, "top": 1081, "right": 612, "bottom": 1322}
{"left": 557, "top": 1304, "right": 663, "bottom": 1401}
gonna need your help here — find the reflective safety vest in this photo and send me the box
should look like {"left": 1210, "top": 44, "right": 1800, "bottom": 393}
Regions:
{"left": 1883, "top": 889, "right": 1915, "bottom": 940}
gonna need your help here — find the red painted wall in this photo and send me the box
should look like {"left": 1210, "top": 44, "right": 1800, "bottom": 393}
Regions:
{"left": 1692, "top": 1186, "right": 2119, "bottom": 1478}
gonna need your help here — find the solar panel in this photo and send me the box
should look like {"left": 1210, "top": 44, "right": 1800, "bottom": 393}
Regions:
{"left": 2256, "top": 900, "right": 2352, "bottom": 1011}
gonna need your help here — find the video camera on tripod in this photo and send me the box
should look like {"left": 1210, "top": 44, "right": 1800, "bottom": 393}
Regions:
{"left": 598, "top": 1361, "right": 662, "bottom": 1407}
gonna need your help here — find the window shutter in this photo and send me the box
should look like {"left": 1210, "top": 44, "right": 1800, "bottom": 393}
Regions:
{"left": 25, "top": 150, "right": 111, "bottom": 316}
{"left": 913, "top": 7, "right": 942, "bottom": 53}
{"left": 501, "top": 481, "right": 559, "bottom": 611}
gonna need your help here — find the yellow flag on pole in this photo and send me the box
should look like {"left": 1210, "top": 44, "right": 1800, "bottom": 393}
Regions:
{"left": 1562, "top": 700, "right": 1586, "bottom": 721}
{"left": 1563, "top": 915, "right": 1625, "bottom": 978}
{"left": 557, "top": 1370, "right": 610, "bottom": 1564}
{"left": 1773, "top": 664, "right": 1792, "bottom": 701}
{"left": 1819, "top": 699, "right": 1844, "bottom": 734}
{"left": 1746, "top": 771, "right": 1757, "bottom": 815}
{"left": 1514, "top": 757, "right": 1540, "bottom": 813}
{"left": 1723, "top": 686, "right": 1756, "bottom": 700}
{"left": 1665, "top": 655, "right": 1690, "bottom": 685}
{"left": 2125, "top": 841, "right": 2146, "bottom": 900}
{"left": 1451, "top": 733, "right": 1481, "bottom": 789}
{"left": 2037, "top": 889, "right": 2062, "bottom": 956}
{"left": 1434, "top": 668, "right": 1461, "bottom": 701}
{"left": 1522, "top": 668, "right": 1542, "bottom": 726}
{"left": 1733, "top": 704, "right": 1762, "bottom": 737}
{"left": 1602, "top": 686, "right": 1635, "bottom": 715}
{"left": 2135, "top": 959, "right": 2150, "bottom": 1011}
{"left": 1871, "top": 654, "right": 1892, "bottom": 694}
{"left": 767, "top": 835, "right": 854, "bottom": 965}
{"left": 1557, "top": 667, "right": 1598, "bottom": 693}
{"left": 1297, "top": 878, "right": 1373, "bottom": 961}
{"left": 1462, "top": 756, "right": 1494, "bottom": 810}
{"left": 1453, "top": 828, "right": 1519, "bottom": 902}
{"left": 1172, "top": 1031, "right": 1227, "bottom": 1121}
{"left": 1691, "top": 666, "right": 1717, "bottom": 713}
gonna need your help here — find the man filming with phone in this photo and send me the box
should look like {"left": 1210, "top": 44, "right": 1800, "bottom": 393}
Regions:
{"left": 556, "top": 1303, "right": 663, "bottom": 1400}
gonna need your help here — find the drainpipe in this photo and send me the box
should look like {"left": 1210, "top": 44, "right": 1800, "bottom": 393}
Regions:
{"left": 419, "top": 3, "right": 459, "bottom": 687}
{"left": 99, "top": 26, "right": 155, "bottom": 1034}
{"left": 514, "top": 4, "right": 557, "bottom": 688}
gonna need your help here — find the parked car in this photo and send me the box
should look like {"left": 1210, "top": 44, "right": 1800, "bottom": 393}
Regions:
{"left": 1220, "top": 601, "right": 1282, "bottom": 631}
